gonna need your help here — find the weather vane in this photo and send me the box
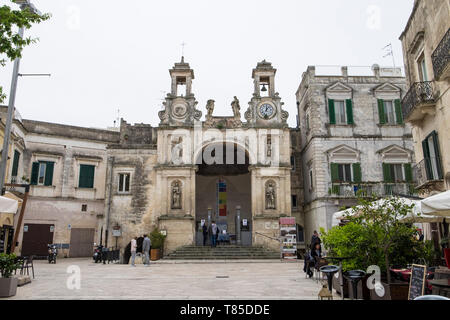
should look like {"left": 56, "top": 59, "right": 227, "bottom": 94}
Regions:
{"left": 382, "top": 43, "right": 396, "bottom": 69}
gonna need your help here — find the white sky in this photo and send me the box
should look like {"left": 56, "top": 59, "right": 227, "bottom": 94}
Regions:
{"left": 0, "top": 0, "right": 414, "bottom": 129}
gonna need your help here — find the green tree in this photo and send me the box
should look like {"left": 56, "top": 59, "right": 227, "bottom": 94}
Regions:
{"left": 0, "top": 0, "right": 50, "bottom": 103}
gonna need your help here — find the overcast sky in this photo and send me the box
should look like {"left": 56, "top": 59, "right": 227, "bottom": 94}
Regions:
{"left": 0, "top": 0, "right": 414, "bottom": 129}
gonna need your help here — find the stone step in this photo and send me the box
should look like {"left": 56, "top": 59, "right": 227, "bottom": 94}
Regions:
{"left": 165, "top": 245, "right": 281, "bottom": 260}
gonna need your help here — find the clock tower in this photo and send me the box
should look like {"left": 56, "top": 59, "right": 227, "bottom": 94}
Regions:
{"left": 158, "top": 57, "right": 202, "bottom": 127}
{"left": 244, "top": 60, "right": 289, "bottom": 128}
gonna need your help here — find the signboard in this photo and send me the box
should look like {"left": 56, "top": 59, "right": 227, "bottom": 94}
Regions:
{"left": 408, "top": 264, "right": 427, "bottom": 300}
{"left": 112, "top": 229, "right": 122, "bottom": 237}
{"left": 280, "top": 217, "right": 297, "bottom": 260}
{"left": 217, "top": 180, "right": 227, "bottom": 217}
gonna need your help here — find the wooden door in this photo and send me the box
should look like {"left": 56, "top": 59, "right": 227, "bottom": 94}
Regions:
{"left": 69, "top": 228, "right": 95, "bottom": 257}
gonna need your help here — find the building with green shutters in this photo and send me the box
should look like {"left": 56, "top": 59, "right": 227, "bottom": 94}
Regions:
{"left": 295, "top": 65, "right": 415, "bottom": 241}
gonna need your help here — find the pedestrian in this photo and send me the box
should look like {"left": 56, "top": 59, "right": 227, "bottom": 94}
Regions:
{"left": 130, "top": 237, "right": 137, "bottom": 267}
{"left": 202, "top": 222, "right": 208, "bottom": 246}
{"left": 209, "top": 221, "right": 218, "bottom": 247}
{"left": 310, "top": 230, "right": 321, "bottom": 253}
{"left": 142, "top": 234, "right": 151, "bottom": 266}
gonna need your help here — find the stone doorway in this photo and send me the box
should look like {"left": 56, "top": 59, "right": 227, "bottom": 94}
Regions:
{"left": 195, "top": 143, "right": 252, "bottom": 246}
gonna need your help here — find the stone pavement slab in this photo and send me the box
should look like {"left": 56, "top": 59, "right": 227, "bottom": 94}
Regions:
{"left": 4, "top": 258, "right": 337, "bottom": 300}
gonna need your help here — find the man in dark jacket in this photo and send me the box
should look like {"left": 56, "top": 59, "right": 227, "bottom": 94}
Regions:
{"left": 310, "top": 230, "right": 321, "bottom": 250}
{"left": 202, "top": 222, "right": 208, "bottom": 246}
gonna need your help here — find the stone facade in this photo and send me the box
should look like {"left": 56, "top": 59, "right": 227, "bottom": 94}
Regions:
{"left": 399, "top": 0, "right": 450, "bottom": 194}
{"left": 296, "top": 65, "right": 414, "bottom": 242}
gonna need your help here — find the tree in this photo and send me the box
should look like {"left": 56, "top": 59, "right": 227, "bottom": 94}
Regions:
{"left": 0, "top": 0, "right": 50, "bottom": 103}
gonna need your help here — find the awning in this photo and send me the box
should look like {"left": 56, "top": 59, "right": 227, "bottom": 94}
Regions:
{"left": 0, "top": 195, "right": 19, "bottom": 214}
{"left": 421, "top": 191, "right": 450, "bottom": 217}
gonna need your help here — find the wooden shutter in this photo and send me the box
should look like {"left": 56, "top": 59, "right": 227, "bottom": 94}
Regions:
{"left": 404, "top": 163, "right": 413, "bottom": 183}
{"left": 79, "top": 165, "right": 95, "bottom": 188}
{"left": 44, "top": 162, "right": 54, "bottom": 186}
{"left": 394, "top": 99, "right": 403, "bottom": 124}
{"left": 431, "top": 131, "right": 443, "bottom": 179}
{"left": 378, "top": 99, "right": 386, "bottom": 124}
{"left": 346, "top": 99, "right": 354, "bottom": 124}
{"left": 11, "top": 150, "right": 20, "bottom": 177}
{"left": 328, "top": 99, "right": 336, "bottom": 125}
{"left": 30, "top": 162, "right": 39, "bottom": 185}
{"left": 422, "top": 139, "right": 433, "bottom": 180}
{"left": 383, "top": 163, "right": 393, "bottom": 183}
{"left": 352, "top": 163, "right": 362, "bottom": 183}
{"left": 330, "top": 163, "right": 339, "bottom": 183}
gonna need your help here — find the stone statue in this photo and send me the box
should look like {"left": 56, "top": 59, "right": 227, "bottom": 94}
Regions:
{"left": 206, "top": 100, "right": 215, "bottom": 120}
{"left": 171, "top": 181, "right": 182, "bottom": 209}
{"left": 231, "top": 96, "right": 241, "bottom": 119}
{"left": 265, "top": 181, "right": 276, "bottom": 210}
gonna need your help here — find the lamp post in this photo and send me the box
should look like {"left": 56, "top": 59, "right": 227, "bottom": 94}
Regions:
{"left": 0, "top": 0, "right": 42, "bottom": 194}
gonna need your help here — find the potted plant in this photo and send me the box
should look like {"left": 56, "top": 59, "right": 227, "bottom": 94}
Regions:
{"left": 150, "top": 228, "right": 167, "bottom": 261}
{"left": 0, "top": 253, "right": 20, "bottom": 297}
{"left": 440, "top": 237, "right": 450, "bottom": 268}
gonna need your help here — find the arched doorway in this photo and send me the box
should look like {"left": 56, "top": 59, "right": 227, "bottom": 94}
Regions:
{"left": 195, "top": 142, "right": 252, "bottom": 246}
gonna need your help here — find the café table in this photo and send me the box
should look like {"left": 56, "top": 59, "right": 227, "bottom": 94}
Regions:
{"left": 429, "top": 279, "right": 450, "bottom": 298}
{"left": 322, "top": 256, "right": 352, "bottom": 300}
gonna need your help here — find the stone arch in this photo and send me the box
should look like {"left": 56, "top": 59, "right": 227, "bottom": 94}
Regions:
{"left": 194, "top": 140, "right": 256, "bottom": 166}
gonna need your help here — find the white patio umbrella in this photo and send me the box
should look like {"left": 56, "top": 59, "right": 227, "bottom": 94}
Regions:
{"left": 421, "top": 191, "right": 450, "bottom": 217}
{"left": 0, "top": 195, "right": 19, "bottom": 214}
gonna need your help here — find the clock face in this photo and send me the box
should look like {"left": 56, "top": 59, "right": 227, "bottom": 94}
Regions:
{"left": 172, "top": 104, "right": 187, "bottom": 118}
{"left": 259, "top": 103, "right": 275, "bottom": 118}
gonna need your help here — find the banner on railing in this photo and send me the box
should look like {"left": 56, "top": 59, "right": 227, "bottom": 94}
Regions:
{"left": 280, "top": 217, "right": 297, "bottom": 260}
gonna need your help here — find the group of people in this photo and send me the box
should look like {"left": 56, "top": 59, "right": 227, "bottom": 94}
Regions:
{"left": 201, "top": 221, "right": 220, "bottom": 247}
{"left": 130, "top": 234, "right": 152, "bottom": 267}
{"left": 303, "top": 230, "right": 323, "bottom": 278}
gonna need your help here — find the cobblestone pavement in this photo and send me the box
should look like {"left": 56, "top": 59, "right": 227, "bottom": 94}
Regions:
{"left": 5, "top": 258, "right": 335, "bottom": 300}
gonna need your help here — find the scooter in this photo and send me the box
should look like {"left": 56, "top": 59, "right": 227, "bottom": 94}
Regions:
{"left": 48, "top": 244, "right": 58, "bottom": 264}
{"left": 93, "top": 244, "right": 103, "bottom": 263}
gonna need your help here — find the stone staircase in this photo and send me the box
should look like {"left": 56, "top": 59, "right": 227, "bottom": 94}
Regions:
{"left": 164, "top": 245, "right": 281, "bottom": 260}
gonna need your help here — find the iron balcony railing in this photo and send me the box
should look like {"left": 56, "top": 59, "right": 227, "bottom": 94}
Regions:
{"left": 414, "top": 157, "right": 443, "bottom": 187}
{"left": 328, "top": 182, "right": 417, "bottom": 198}
{"left": 432, "top": 28, "right": 450, "bottom": 80}
{"left": 401, "top": 81, "right": 436, "bottom": 120}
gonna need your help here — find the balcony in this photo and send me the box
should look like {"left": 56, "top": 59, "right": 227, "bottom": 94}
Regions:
{"left": 328, "top": 182, "right": 417, "bottom": 198}
{"left": 413, "top": 158, "right": 445, "bottom": 192}
{"left": 432, "top": 28, "right": 450, "bottom": 81}
{"left": 401, "top": 81, "right": 436, "bottom": 122}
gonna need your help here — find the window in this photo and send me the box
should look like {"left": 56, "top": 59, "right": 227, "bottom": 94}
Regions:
{"left": 422, "top": 131, "right": 443, "bottom": 180}
{"left": 79, "top": 164, "right": 95, "bottom": 189}
{"left": 328, "top": 99, "right": 353, "bottom": 125}
{"left": 378, "top": 99, "right": 403, "bottom": 125}
{"left": 291, "top": 195, "right": 298, "bottom": 208}
{"left": 417, "top": 53, "right": 428, "bottom": 82}
{"left": 383, "top": 163, "right": 413, "bottom": 183}
{"left": 11, "top": 150, "right": 20, "bottom": 178}
{"left": 290, "top": 156, "right": 296, "bottom": 171}
{"left": 309, "top": 169, "right": 314, "bottom": 190}
{"left": 118, "top": 173, "right": 131, "bottom": 193}
{"left": 331, "top": 163, "right": 362, "bottom": 183}
{"left": 81, "top": 204, "right": 87, "bottom": 212}
{"left": 31, "top": 161, "right": 54, "bottom": 186}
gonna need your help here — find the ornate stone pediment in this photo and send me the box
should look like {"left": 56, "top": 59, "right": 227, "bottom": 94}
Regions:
{"left": 373, "top": 82, "right": 402, "bottom": 94}
{"left": 377, "top": 145, "right": 413, "bottom": 162}
{"left": 326, "top": 144, "right": 360, "bottom": 163}
{"left": 325, "top": 82, "right": 353, "bottom": 94}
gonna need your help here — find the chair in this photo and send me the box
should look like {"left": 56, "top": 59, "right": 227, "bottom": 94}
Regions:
{"left": 21, "top": 256, "right": 35, "bottom": 279}
{"left": 314, "top": 257, "right": 328, "bottom": 283}
{"left": 14, "top": 256, "right": 25, "bottom": 276}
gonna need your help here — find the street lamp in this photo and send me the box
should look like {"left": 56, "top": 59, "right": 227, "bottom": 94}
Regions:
{"left": 0, "top": 0, "right": 42, "bottom": 194}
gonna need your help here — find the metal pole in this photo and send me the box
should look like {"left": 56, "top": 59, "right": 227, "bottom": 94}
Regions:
{"left": 0, "top": 27, "right": 24, "bottom": 195}
{"left": 105, "top": 156, "right": 114, "bottom": 248}
{"left": 10, "top": 184, "right": 29, "bottom": 253}
{"left": 236, "top": 206, "right": 241, "bottom": 245}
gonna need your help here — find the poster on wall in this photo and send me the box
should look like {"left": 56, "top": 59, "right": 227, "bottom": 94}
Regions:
{"left": 217, "top": 179, "right": 227, "bottom": 217}
{"left": 280, "top": 217, "right": 297, "bottom": 260}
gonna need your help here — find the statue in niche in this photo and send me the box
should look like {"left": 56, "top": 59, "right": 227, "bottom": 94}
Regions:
{"left": 265, "top": 181, "right": 276, "bottom": 210}
{"left": 206, "top": 99, "right": 215, "bottom": 120}
{"left": 171, "top": 136, "right": 183, "bottom": 163}
{"left": 171, "top": 181, "right": 182, "bottom": 209}
{"left": 231, "top": 96, "right": 241, "bottom": 119}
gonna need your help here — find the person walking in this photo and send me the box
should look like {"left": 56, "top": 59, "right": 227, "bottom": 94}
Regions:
{"left": 130, "top": 237, "right": 137, "bottom": 267}
{"left": 202, "top": 222, "right": 208, "bottom": 246}
{"left": 209, "top": 221, "right": 218, "bottom": 248}
{"left": 310, "top": 230, "right": 322, "bottom": 254}
{"left": 142, "top": 234, "right": 151, "bottom": 266}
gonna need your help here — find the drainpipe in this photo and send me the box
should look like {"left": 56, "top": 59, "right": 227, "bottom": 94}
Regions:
{"left": 105, "top": 156, "right": 115, "bottom": 248}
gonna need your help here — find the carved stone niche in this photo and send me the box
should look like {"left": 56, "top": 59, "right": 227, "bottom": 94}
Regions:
{"left": 171, "top": 180, "right": 182, "bottom": 210}
{"left": 265, "top": 180, "right": 276, "bottom": 210}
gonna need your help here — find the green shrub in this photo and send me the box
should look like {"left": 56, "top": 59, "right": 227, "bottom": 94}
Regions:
{"left": 0, "top": 253, "right": 20, "bottom": 278}
{"left": 150, "top": 228, "right": 167, "bottom": 250}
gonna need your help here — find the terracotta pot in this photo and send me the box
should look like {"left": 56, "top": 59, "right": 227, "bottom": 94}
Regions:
{"left": 0, "top": 277, "right": 18, "bottom": 298}
{"left": 444, "top": 248, "right": 450, "bottom": 268}
{"left": 150, "top": 249, "right": 161, "bottom": 261}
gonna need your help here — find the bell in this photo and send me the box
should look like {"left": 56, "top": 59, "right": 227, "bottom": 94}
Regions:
{"left": 261, "top": 84, "right": 268, "bottom": 92}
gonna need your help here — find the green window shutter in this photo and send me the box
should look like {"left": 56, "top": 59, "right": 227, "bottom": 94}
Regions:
{"left": 11, "top": 150, "right": 20, "bottom": 177}
{"left": 404, "top": 163, "right": 413, "bottom": 183}
{"left": 383, "top": 163, "right": 393, "bottom": 183}
{"left": 31, "top": 162, "right": 39, "bottom": 185}
{"left": 328, "top": 99, "right": 336, "bottom": 125}
{"left": 394, "top": 99, "right": 403, "bottom": 124}
{"left": 352, "top": 163, "right": 362, "bottom": 183}
{"left": 44, "top": 162, "right": 54, "bottom": 186}
{"left": 378, "top": 99, "right": 386, "bottom": 124}
{"left": 431, "top": 131, "right": 444, "bottom": 179}
{"left": 422, "top": 139, "right": 433, "bottom": 180}
{"left": 79, "top": 165, "right": 95, "bottom": 188}
{"left": 346, "top": 99, "right": 354, "bottom": 124}
{"left": 330, "top": 163, "right": 339, "bottom": 183}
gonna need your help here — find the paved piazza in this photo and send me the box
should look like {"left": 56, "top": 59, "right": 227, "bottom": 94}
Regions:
{"left": 6, "top": 258, "right": 333, "bottom": 300}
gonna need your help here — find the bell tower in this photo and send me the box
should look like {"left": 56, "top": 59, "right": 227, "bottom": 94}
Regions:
{"left": 158, "top": 57, "right": 202, "bottom": 127}
{"left": 245, "top": 60, "right": 289, "bottom": 127}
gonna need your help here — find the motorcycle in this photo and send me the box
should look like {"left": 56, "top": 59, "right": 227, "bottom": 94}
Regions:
{"left": 48, "top": 244, "right": 57, "bottom": 264}
{"left": 93, "top": 244, "right": 103, "bottom": 263}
